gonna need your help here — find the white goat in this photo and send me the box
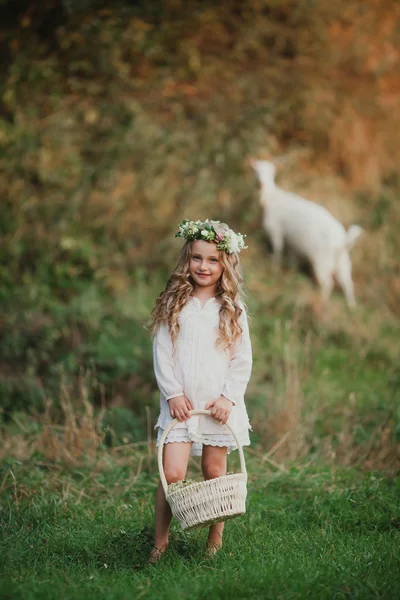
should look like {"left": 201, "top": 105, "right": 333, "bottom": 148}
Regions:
{"left": 250, "top": 159, "right": 363, "bottom": 307}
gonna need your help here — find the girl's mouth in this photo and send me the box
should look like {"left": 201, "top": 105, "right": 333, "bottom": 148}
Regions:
{"left": 196, "top": 273, "right": 210, "bottom": 278}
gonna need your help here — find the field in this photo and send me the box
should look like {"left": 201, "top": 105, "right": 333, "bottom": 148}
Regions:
{"left": 1, "top": 1, "right": 399, "bottom": 598}
{"left": 1, "top": 456, "right": 399, "bottom": 600}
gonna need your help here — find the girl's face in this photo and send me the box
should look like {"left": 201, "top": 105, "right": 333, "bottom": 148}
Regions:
{"left": 189, "top": 240, "right": 224, "bottom": 292}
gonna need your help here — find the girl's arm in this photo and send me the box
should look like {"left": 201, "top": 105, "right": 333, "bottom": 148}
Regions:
{"left": 221, "top": 307, "right": 253, "bottom": 406}
{"left": 153, "top": 322, "right": 184, "bottom": 400}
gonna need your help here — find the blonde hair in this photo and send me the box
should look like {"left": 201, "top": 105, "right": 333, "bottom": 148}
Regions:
{"left": 150, "top": 234, "right": 246, "bottom": 349}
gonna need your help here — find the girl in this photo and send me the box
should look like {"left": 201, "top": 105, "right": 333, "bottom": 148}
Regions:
{"left": 149, "top": 219, "right": 252, "bottom": 562}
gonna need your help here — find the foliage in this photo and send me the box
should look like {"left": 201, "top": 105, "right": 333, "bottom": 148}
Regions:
{"left": 0, "top": 283, "right": 154, "bottom": 420}
{"left": 0, "top": 1, "right": 399, "bottom": 468}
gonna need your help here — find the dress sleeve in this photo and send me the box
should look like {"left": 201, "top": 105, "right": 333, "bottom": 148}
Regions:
{"left": 153, "top": 322, "right": 184, "bottom": 400}
{"left": 221, "top": 307, "right": 252, "bottom": 406}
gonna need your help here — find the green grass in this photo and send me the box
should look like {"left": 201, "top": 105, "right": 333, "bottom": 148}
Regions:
{"left": 0, "top": 1, "right": 399, "bottom": 478}
{"left": 1, "top": 5, "right": 399, "bottom": 596}
{"left": 1, "top": 458, "right": 399, "bottom": 599}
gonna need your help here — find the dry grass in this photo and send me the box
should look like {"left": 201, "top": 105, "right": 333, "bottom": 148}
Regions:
{"left": 0, "top": 384, "right": 154, "bottom": 470}
{"left": 250, "top": 314, "right": 400, "bottom": 476}
{"left": 1, "top": 342, "right": 398, "bottom": 476}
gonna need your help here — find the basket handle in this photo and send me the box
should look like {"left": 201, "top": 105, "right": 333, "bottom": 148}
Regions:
{"left": 158, "top": 409, "right": 247, "bottom": 495}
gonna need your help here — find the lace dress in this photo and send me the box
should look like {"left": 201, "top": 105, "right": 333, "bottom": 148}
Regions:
{"left": 153, "top": 297, "right": 252, "bottom": 456}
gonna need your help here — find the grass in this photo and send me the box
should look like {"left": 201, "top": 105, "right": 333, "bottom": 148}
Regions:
{"left": 1, "top": 457, "right": 399, "bottom": 599}
{"left": 0, "top": 4, "right": 399, "bottom": 595}
{"left": 1, "top": 292, "right": 399, "bottom": 474}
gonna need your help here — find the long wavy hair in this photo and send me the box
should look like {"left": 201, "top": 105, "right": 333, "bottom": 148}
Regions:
{"left": 150, "top": 236, "right": 245, "bottom": 349}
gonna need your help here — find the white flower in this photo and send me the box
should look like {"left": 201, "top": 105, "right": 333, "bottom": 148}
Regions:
{"left": 228, "top": 232, "right": 240, "bottom": 253}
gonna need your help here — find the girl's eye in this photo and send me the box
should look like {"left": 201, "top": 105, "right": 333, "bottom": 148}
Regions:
{"left": 210, "top": 259, "right": 217, "bottom": 263}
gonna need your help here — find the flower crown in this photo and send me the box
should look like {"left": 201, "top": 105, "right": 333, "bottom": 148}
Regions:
{"left": 175, "top": 219, "right": 247, "bottom": 254}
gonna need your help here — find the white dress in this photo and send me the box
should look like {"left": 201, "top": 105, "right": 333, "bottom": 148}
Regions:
{"left": 153, "top": 297, "right": 252, "bottom": 456}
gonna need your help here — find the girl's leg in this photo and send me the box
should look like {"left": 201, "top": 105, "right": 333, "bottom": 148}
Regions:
{"left": 201, "top": 445, "right": 227, "bottom": 553}
{"left": 151, "top": 441, "right": 192, "bottom": 561}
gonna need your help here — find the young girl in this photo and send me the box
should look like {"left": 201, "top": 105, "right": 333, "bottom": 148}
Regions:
{"left": 149, "top": 219, "right": 252, "bottom": 562}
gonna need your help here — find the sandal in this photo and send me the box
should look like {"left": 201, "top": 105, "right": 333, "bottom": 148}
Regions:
{"left": 148, "top": 545, "right": 167, "bottom": 565}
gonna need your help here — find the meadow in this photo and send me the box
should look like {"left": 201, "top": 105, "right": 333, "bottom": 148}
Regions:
{"left": 1, "top": 1, "right": 399, "bottom": 597}
{"left": 1, "top": 453, "right": 400, "bottom": 599}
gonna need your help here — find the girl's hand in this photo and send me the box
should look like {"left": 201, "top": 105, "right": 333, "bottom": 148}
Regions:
{"left": 205, "top": 396, "right": 233, "bottom": 425}
{"left": 168, "top": 395, "right": 193, "bottom": 422}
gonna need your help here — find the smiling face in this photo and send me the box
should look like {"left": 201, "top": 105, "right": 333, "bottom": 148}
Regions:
{"left": 189, "top": 240, "right": 224, "bottom": 293}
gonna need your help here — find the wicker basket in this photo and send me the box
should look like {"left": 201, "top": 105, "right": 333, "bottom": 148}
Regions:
{"left": 158, "top": 409, "right": 247, "bottom": 531}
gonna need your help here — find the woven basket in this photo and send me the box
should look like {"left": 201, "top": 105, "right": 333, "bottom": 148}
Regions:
{"left": 158, "top": 409, "right": 247, "bottom": 531}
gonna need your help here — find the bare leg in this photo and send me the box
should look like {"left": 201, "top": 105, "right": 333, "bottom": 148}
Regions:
{"left": 201, "top": 445, "right": 228, "bottom": 554}
{"left": 149, "top": 481, "right": 172, "bottom": 563}
{"left": 150, "top": 441, "right": 192, "bottom": 563}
